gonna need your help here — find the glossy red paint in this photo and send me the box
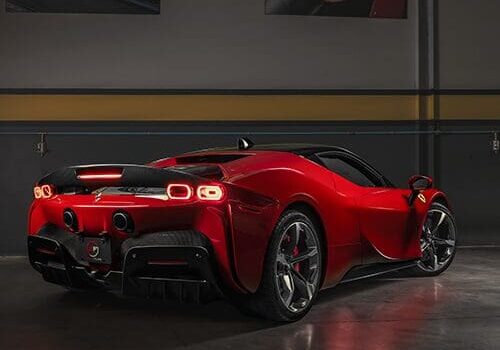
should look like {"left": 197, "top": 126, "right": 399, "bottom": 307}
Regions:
{"left": 28, "top": 148, "right": 449, "bottom": 295}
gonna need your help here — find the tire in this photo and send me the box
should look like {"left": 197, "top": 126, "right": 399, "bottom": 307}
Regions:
{"left": 404, "top": 202, "right": 457, "bottom": 277}
{"left": 236, "top": 210, "right": 323, "bottom": 322}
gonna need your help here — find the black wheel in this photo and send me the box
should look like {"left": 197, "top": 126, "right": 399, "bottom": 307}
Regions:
{"left": 238, "top": 210, "right": 323, "bottom": 322}
{"left": 405, "top": 202, "right": 457, "bottom": 277}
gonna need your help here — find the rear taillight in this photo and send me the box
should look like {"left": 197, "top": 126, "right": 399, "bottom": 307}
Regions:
{"left": 165, "top": 183, "right": 225, "bottom": 202}
{"left": 197, "top": 185, "right": 225, "bottom": 201}
{"left": 34, "top": 184, "right": 55, "bottom": 199}
{"left": 167, "top": 184, "right": 193, "bottom": 200}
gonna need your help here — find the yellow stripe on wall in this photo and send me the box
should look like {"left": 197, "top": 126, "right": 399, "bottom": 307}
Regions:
{"left": 0, "top": 94, "right": 498, "bottom": 121}
{"left": 439, "top": 95, "right": 500, "bottom": 120}
{"left": 0, "top": 94, "right": 417, "bottom": 121}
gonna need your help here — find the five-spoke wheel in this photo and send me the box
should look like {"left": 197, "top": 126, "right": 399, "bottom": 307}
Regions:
{"left": 418, "top": 206, "right": 456, "bottom": 272}
{"left": 406, "top": 202, "right": 457, "bottom": 277}
{"left": 241, "top": 210, "right": 323, "bottom": 322}
{"left": 275, "top": 221, "right": 321, "bottom": 313}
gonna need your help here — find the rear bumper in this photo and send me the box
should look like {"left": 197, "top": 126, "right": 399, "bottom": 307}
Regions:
{"left": 28, "top": 226, "right": 223, "bottom": 303}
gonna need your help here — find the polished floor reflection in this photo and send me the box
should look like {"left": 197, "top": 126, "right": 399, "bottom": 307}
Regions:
{"left": 1, "top": 247, "right": 499, "bottom": 350}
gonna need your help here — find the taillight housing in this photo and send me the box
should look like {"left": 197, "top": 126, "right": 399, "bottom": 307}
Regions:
{"left": 166, "top": 184, "right": 193, "bottom": 200}
{"left": 165, "top": 183, "right": 225, "bottom": 202}
{"left": 34, "top": 184, "right": 55, "bottom": 199}
{"left": 197, "top": 185, "right": 225, "bottom": 201}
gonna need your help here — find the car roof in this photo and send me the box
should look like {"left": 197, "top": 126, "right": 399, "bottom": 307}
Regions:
{"left": 182, "top": 143, "right": 394, "bottom": 187}
{"left": 168, "top": 143, "right": 395, "bottom": 188}
{"left": 185, "top": 143, "right": 350, "bottom": 157}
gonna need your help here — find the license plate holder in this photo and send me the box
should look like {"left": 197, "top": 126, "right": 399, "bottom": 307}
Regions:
{"left": 81, "top": 237, "right": 112, "bottom": 264}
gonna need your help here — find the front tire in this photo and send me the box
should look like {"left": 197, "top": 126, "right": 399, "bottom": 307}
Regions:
{"left": 406, "top": 202, "right": 457, "bottom": 277}
{"left": 239, "top": 210, "right": 323, "bottom": 322}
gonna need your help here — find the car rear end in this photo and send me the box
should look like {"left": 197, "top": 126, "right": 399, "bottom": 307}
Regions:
{"left": 28, "top": 163, "right": 241, "bottom": 302}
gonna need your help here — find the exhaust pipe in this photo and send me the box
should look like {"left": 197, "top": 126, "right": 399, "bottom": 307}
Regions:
{"left": 112, "top": 211, "right": 134, "bottom": 233}
{"left": 63, "top": 209, "right": 78, "bottom": 231}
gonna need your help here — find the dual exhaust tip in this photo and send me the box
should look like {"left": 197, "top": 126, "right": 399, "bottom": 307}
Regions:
{"left": 111, "top": 211, "right": 134, "bottom": 233}
{"left": 63, "top": 209, "right": 134, "bottom": 233}
{"left": 63, "top": 209, "right": 78, "bottom": 231}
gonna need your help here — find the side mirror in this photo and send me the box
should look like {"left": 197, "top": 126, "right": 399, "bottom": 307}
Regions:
{"left": 408, "top": 175, "right": 433, "bottom": 206}
{"left": 409, "top": 175, "right": 433, "bottom": 191}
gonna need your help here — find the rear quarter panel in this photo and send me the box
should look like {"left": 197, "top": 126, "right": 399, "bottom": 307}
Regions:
{"left": 224, "top": 152, "right": 361, "bottom": 292}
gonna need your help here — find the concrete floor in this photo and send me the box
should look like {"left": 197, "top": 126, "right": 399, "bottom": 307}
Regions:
{"left": 1, "top": 247, "right": 499, "bottom": 350}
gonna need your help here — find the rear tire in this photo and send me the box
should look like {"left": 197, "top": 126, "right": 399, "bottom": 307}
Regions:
{"left": 236, "top": 210, "right": 323, "bottom": 322}
{"left": 404, "top": 202, "right": 457, "bottom": 277}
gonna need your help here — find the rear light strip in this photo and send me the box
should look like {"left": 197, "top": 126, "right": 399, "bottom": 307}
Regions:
{"left": 147, "top": 259, "right": 188, "bottom": 266}
{"left": 77, "top": 173, "right": 122, "bottom": 180}
{"left": 35, "top": 247, "right": 57, "bottom": 256}
{"left": 76, "top": 168, "right": 123, "bottom": 181}
{"left": 33, "top": 183, "right": 225, "bottom": 201}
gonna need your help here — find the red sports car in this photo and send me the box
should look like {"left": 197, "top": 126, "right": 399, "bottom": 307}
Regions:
{"left": 28, "top": 140, "right": 457, "bottom": 321}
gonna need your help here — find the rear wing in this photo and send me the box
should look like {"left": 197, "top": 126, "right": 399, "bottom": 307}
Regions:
{"left": 37, "top": 164, "right": 199, "bottom": 193}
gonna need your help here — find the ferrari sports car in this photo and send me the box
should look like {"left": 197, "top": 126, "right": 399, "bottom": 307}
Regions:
{"left": 28, "top": 140, "right": 457, "bottom": 321}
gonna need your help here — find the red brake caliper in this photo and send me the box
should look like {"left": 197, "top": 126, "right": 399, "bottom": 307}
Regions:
{"left": 292, "top": 246, "right": 300, "bottom": 272}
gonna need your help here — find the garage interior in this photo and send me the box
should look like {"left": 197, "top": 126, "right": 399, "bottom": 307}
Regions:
{"left": 0, "top": 0, "right": 499, "bottom": 349}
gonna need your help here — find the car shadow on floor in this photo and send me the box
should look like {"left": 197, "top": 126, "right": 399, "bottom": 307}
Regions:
{"left": 35, "top": 277, "right": 403, "bottom": 349}
{"left": 1, "top": 258, "right": 447, "bottom": 350}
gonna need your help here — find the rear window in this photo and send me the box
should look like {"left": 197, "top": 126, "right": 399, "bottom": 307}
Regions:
{"left": 317, "top": 155, "right": 377, "bottom": 187}
{"left": 176, "top": 154, "right": 248, "bottom": 164}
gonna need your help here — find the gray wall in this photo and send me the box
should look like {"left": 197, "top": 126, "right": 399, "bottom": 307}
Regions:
{"left": 0, "top": 0, "right": 418, "bottom": 89}
{"left": 439, "top": 0, "right": 500, "bottom": 89}
{"left": 3, "top": 0, "right": 500, "bottom": 89}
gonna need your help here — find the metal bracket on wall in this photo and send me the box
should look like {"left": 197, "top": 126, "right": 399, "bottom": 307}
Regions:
{"left": 493, "top": 132, "right": 499, "bottom": 155}
{"left": 34, "top": 133, "right": 49, "bottom": 157}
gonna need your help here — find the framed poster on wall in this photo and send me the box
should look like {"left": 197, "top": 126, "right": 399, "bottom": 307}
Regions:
{"left": 265, "top": 0, "right": 407, "bottom": 18}
{"left": 6, "top": 0, "right": 160, "bottom": 14}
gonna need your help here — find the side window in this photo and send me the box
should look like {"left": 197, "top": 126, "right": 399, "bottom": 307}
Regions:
{"left": 317, "top": 155, "right": 379, "bottom": 187}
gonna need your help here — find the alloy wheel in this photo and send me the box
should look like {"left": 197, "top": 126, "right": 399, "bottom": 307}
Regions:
{"left": 418, "top": 208, "right": 457, "bottom": 272}
{"left": 275, "top": 221, "right": 321, "bottom": 313}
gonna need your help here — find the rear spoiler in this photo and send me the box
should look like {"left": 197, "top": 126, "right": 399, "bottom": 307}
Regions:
{"left": 38, "top": 164, "right": 199, "bottom": 192}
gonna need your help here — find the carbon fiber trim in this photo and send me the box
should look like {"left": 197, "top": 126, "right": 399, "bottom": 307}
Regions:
{"left": 36, "top": 224, "right": 88, "bottom": 266}
{"left": 120, "top": 230, "right": 210, "bottom": 256}
{"left": 28, "top": 227, "right": 222, "bottom": 302}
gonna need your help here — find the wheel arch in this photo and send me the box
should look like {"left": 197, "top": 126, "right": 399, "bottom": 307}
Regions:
{"left": 432, "top": 195, "right": 449, "bottom": 208}
{"left": 282, "top": 201, "right": 329, "bottom": 287}
{"left": 430, "top": 192, "right": 452, "bottom": 211}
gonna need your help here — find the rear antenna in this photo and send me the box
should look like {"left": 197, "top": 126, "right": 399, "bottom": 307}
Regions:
{"left": 237, "top": 137, "right": 254, "bottom": 150}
